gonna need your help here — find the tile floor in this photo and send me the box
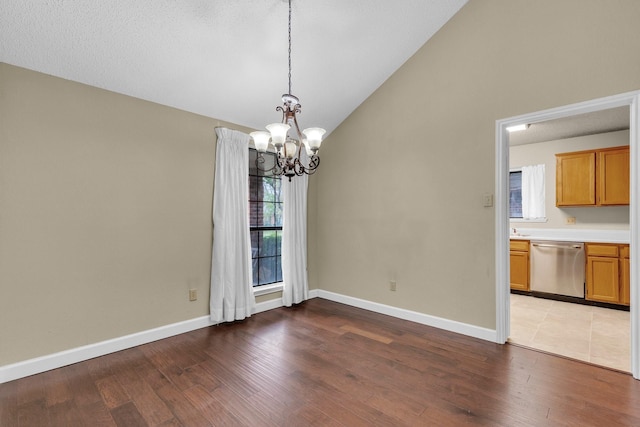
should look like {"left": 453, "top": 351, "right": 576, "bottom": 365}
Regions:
{"left": 509, "top": 293, "right": 630, "bottom": 372}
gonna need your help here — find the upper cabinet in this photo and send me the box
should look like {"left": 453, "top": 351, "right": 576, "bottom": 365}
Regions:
{"left": 555, "top": 146, "right": 629, "bottom": 207}
{"left": 598, "top": 147, "right": 630, "bottom": 205}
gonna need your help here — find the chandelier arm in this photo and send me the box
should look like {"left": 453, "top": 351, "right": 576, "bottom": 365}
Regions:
{"left": 290, "top": 110, "right": 304, "bottom": 141}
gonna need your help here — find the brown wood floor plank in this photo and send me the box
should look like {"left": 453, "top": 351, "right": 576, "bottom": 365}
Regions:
{"left": 3, "top": 298, "right": 640, "bottom": 426}
{"left": 96, "top": 375, "right": 131, "bottom": 409}
{"left": 110, "top": 401, "right": 149, "bottom": 427}
{"left": 112, "top": 365, "right": 174, "bottom": 426}
{"left": 182, "top": 384, "right": 243, "bottom": 426}
{"left": 155, "top": 383, "right": 212, "bottom": 427}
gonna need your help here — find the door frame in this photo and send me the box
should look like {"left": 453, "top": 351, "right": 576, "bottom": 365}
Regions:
{"left": 495, "top": 90, "right": 640, "bottom": 378}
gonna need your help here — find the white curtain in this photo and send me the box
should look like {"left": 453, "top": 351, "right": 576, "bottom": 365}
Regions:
{"left": 522, "top": 164, "right": 545, "bottom": 220}
{"left": 210, "top": 128, "right": 255, "bottom": 322}
{"left": 281, "top": 153, "right": 309, "bottom": 306}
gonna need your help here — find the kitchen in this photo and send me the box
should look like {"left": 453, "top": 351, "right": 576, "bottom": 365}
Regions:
{"left": 508, "top": 107, "right": 630, "bottom": 371}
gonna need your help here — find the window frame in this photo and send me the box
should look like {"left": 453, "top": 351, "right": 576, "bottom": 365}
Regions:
{"left": 509, "top": 166, "right": 548, "bottom": 224}
{"left": 249, "top": 148, "right": 284, "bottom": 289}
{"left": 509, "top": 168, "right": 523, "bottom": 219}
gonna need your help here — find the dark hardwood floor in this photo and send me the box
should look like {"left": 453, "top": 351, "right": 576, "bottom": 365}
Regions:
{"left": 3, "top": 298, "right": 640, "bottom": 426}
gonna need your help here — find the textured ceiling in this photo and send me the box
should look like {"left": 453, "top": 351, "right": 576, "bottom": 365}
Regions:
{"left": 0, "top": 0, "right": 468, "bottom": 136}
{"left": 509, "top": 107, "right": 630, "bottom": 146}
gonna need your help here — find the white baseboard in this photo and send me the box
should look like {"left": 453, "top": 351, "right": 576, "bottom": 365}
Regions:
{"left": 0, "top": 288, "right": 494, "bottom": 384}
{"left": 315, "top": 290, "right": 497, "bottom": 342}
{"left": 0, "top": 315, "right": 217, "bottom": 384}
{"left": 0, "top": 297, "right": 288, "bottom": 384}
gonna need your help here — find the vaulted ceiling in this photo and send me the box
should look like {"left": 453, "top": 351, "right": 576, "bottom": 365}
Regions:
{"left": 0, "top": 0, "right": 468, "bottom": 136}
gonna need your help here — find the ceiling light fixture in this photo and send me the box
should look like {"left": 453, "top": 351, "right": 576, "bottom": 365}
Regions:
{"left": 506, "top": 123, "right": 530, "bottom": 132}
{"left": 250, "top": 0, "right": 325, "bottom": 181}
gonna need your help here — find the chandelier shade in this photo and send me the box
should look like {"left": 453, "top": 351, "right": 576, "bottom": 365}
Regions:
{"left": 250, "top": 0, "right": 325, "bottom": 181}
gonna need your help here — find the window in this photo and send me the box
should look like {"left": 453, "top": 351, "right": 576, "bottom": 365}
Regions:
{"left": 510, "top": 165, "right": 546, "bottom": 221}
{"left": 249, "top": 149, "right": 283, "bottom": 286}
{"left": 509, "top": 170, "right": 522, "bottom": 218}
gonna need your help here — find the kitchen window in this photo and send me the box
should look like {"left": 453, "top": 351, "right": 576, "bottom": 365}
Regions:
{"left": 249, "top": 148, "right": 283, "bottom": 287}
{"left": 510, "top": 165, "right": 546, "bottom": 222}
{"left": 509, "top": 170, "right": 523, "bottom": 218}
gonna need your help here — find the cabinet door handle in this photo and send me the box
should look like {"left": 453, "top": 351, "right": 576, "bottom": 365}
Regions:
{"left": 532, "top": 243, "right": 582, "bottom": 249}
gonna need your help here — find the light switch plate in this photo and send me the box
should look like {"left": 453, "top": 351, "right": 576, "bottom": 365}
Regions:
{"left": 483, "top": 193, "right": 494, "bottom": 207}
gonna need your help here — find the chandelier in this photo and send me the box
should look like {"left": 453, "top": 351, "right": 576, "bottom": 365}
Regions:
{"left": 250, "top": 0, "right": 325, "bottom": 181}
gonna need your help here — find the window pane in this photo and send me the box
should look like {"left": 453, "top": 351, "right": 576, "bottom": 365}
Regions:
{"left": 249, "top": 149, "right": 258, "bottom": 175}
{"left": 262, "top": 177, "right": 277, "bottom": 202}
{"left": 249, "top": 175, "right": 259, "bottom": 202}
{"left": 259, "top": 230, "right": 278, "bottom": 257}
{"left": 275, "top": 203, "right": 282, "bottom": 227}
{"left": 510, "top": 171, "right": 523, "bottom": 218}
{"left": 252, "top": 258, "right": 259, "bottom": 286}
{"left": 249, "top": 148, "right": 283, "bottom": 287}
{"left": 276, "top": 230, "right": 282, "bottom": 256}
{"left": 276, "top": 256, "right": 282, "bottom": 283}
{"left": 258, "top": 257, "right": 277, "bottom": 285}
{"left": 258, "top": 152, "right": 277, "bottom": 176}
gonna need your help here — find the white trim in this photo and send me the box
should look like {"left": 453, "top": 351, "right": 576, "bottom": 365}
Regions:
{"left": 316, "top": 290, "right": 497, "bottom": 342}
{"left": 253, "top": 282, "right": 283, "bottom": 297}
{"left": 510, "top": 218, "right": 548, "bottom": 224}
{"left": 253, "top": 295, "right": 284, "bottom": 313}
{"left": 0, "top": 315, "right": 216, "bottom": 384}
{"left": 0, "top": 290, "right": 321, "bottom": 384}
{"left": 496, "top": 90, "right": 640, "bottom": 378}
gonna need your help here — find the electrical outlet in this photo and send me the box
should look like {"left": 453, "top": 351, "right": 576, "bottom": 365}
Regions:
{"left": 389, "top": 280, "right": 397, "bottom": 292}
{"left": 566, "top": 216, "right": 576, "bottom": 225}
{"left": 189, "top": 289, "right": 197, "bottom": 301}
{"left": 483, "top": 193, "right": 493, "bottom": 207}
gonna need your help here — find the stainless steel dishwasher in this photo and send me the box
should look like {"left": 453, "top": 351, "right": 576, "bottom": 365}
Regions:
{"left": 530, "top": 241, "right": 585, "bottom": 298}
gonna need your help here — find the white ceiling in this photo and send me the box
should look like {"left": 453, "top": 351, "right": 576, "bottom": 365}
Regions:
{"left": 508, "top": 106, "right": 630, "bottom": 146}
{"left": 0, "top": 0, "right": 468, "bottom": 136}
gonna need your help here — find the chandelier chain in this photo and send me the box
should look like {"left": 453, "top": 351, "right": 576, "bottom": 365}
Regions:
{"left": 250, "top": 0, "right": 325, "bottom": 181}
{"left": 288, "top": 0, "right": 292, "bottom": 95}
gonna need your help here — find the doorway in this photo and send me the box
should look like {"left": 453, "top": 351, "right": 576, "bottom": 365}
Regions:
{"left": 495, "top": 91, "right": 640, "bottom": 378}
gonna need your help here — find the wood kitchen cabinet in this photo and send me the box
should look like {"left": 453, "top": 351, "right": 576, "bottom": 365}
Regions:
{"left": 556, "top": 146, "right": 629, "bottom": 207}
{"left": 510, "top": 240, "right": 529, "bottom": 291}
{"left": 621, "top": 245, "right": 630, "bottom": 306}
{"left": 585, "top": 243, "right": 629, "bottom": 306}
{"left": 598, "top": 147, "right": 630, "bottom": 205}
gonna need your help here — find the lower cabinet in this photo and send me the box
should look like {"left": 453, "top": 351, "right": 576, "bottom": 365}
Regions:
{"left": 586, "top": 243, "right": 629, "bottom": 306}
{"left": 621, "top": 245, "right": 630, "bottom": 306}
{"left": 510, "top": 240, "right": 529, "bottom": 291}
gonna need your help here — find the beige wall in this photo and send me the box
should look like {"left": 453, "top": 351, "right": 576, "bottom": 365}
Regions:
{"left": 3, "top": 0, "right": 640, "bottom": 366}
{"left": 314, "top": 0, "right": 640, "bottom": 329}
{"left": 510, "top": 130, "right": 630, "bottom": 230}
{"left": 0, "top": 63, "right": 277, "bottom": 365}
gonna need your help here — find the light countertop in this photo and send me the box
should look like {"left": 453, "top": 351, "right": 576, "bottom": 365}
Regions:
{"left": 510, "top": 228, "right": 629, "bottom": 244}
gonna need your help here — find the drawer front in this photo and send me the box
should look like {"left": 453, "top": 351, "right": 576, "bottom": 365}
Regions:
{"left": 586, "top": 243, "right": 619, "bottom": 257}
{"left": 510, "top": 240, "right": 530, "bottom": 252}
{"left": 620, "top": 245, "right": 630, "bottom": 258}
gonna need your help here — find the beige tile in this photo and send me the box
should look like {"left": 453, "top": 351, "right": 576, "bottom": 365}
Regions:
{"left": 590, "top": 354, "right": 630, "bottom": 372}
{"left": 529, "top": 341, "right": 590, "bottom": 363}
{"left": 590, "top": 331, "right": 630, "bottom": 355}
{"left": 509, "top": 294, "right": 630, "bottom": 373}
{"left": 510, "top": 294, "right": 554, "bottom": 310}
{"left": 592, "top": 306, "right": 629, "bottom": 322}
{"left": 510, "top": 305, "right": 548, "bottom": 326}
{"left": 591, "top": 318, "right": 630, "bottom": 339}
{"left": 531, "top": 326, "right": 591, "bottom": 355}
{"left": 508, "top": 323, "right": 538, "bottom": 345}
{"left": 548, "top": 300, "right": 594, "bottom": 321}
